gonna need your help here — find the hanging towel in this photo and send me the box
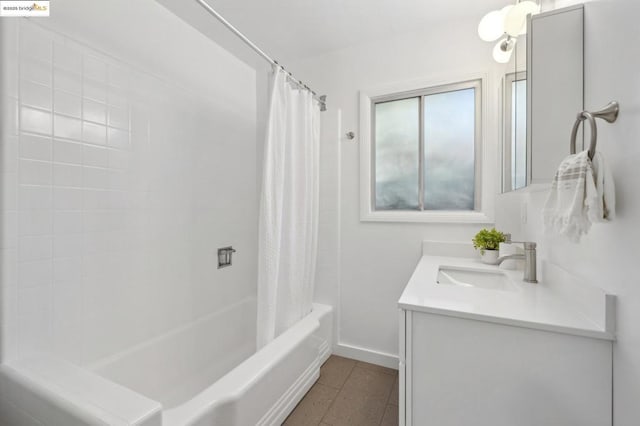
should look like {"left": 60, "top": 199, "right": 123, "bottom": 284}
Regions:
{"left": 543, "top": 151, "right": 596, "bottom": 242}
{"left": 588, "top": 151, "right": 616, "bottom": 222}
{"left": 543, "top": 150, "right": 615, "bottom": 242}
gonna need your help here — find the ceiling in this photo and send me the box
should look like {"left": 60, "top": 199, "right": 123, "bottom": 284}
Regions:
{"left": 156, "top": 0, "right": 509, "bottom": 67}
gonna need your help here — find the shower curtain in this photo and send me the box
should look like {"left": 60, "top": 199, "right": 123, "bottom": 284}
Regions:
{"left": 256, "top": 67, "right": 320, "bottom": 349}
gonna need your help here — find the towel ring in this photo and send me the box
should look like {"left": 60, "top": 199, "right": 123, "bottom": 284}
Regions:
{"left": 569, "top": 101, "right": 620, "bottom": 160}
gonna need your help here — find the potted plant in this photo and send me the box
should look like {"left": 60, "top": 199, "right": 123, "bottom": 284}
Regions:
{"left": 472, "top": 228, "right": 506, "bottom": 264}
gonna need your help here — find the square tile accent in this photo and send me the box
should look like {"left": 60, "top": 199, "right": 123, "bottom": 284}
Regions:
{"left": 284, "top": 355, "right": 399, "bottom": 426}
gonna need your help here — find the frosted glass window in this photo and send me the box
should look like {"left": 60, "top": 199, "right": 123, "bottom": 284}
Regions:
{"left": 423, "top": 88, "right": 476, "bottom": 210}
{"left": 372, "top": 80, "right": 480, "bottom": 212}
{"left": 374, "top": 98, "right": 420, "bottom": 210}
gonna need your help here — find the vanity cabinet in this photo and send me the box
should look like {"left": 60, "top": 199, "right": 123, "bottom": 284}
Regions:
{"left": 399, "top": 309, "right": 612, "bottom": 426}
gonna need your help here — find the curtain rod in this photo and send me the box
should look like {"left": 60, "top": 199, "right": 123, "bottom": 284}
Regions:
{"left": 195, "top": 0, "right": 327, "bottom": 111}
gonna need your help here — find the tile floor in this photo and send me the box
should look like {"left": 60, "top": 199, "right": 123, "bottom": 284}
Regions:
{"left": 283, "top": 355, "right": 399, "bottom": 426}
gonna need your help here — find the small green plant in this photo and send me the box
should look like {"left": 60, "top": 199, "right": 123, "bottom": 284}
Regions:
{"left": 472, "top": 228, "right": 506, "bottom": 254}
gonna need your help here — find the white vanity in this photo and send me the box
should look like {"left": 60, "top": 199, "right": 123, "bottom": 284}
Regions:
{"left": 398, "top": 242, "right": 615, "bottom": 426}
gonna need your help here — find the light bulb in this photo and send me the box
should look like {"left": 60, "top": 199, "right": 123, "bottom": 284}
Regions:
{"left": 478, "top": 9, "right": 505, "bottom": 41}
{"left": 504, "top": 1, "right": 541, "bottom": 36}
{"left": 492, "top": 37, "right": 516, "bottom": 63}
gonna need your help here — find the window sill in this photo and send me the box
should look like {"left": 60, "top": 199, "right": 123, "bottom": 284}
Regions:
{"left": 360, "top": 210, "right": 494, "bottom": 224}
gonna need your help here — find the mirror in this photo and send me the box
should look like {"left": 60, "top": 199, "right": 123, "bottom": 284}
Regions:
{"left": 502, "top": 32, "right": 527, "bottom": 192}
{"left": 501, "top": 5, "right": 584, "bottom": 192}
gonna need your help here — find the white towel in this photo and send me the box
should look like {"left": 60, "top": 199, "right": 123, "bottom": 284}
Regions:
{"left": 588, "top": 151, "right": 616, "bottom": 222}
{"left": 543, "top": 150, "right": 615, "bottom": 242}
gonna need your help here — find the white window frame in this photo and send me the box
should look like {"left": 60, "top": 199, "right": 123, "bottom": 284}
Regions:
{"left": 359, "top": 74, "right": 494, "bottom": 223}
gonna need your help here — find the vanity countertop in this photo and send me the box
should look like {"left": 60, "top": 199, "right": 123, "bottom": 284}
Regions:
{"left": 398, "top": 255, "right": 615, "bottom": 341}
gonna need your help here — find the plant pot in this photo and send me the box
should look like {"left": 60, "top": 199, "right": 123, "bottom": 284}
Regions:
{"left": 480, "top": 249, "right": 499, "bottom": 264}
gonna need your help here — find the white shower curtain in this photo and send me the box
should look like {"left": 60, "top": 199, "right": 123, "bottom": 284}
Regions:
{"left": 256, "top": 67, "right": 320, "bottom": 349}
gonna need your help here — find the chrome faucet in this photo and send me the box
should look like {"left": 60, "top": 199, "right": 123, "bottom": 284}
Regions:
{"left": 493, "top": 234, "right": 538, "bottom": 283}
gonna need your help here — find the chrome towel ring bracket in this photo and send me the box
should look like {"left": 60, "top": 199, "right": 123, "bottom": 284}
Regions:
{"left": 570, "top": 101, "right": 620, "bottom": 160}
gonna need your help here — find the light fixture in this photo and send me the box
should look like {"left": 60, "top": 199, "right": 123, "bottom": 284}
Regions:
{"left": 492, "top": 37, "right": 516, "bottom": 63}
{"left": 478, "top": 5, "right": 513, "bottom": 41}
{"left": 478, "top": 1, "right": 540, "bottom": 63}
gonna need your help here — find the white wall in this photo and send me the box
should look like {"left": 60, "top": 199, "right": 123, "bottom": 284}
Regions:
{"left": 0, "top": 0, "right": 258, "bottom": 367}
{"left": 494, "top": 0, "right": 640, "bottom": 424}
{"left": 288, "top": 18, "right": 509, "bottom": 365}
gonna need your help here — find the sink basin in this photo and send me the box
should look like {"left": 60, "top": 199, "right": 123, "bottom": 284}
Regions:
{"left": 437, "top": 267, "right": 516, "bottom": 291}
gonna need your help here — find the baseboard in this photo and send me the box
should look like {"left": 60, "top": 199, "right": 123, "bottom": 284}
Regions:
{"left": 257, "top": 357, "right": 320, "bottom": 426}
{"left": 334, "top": 343, "right": 399, "bottom": 370}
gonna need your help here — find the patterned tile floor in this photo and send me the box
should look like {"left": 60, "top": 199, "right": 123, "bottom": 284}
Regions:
{"left": 283, "top": 355, "right": 399, "bottom": 426}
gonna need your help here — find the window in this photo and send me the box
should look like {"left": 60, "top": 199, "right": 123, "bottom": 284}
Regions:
{"left": 359, "top": 76, "right": 492, "bottom": 223}
{"left": 373, "top": 80, "right": 480, "bottom": 211}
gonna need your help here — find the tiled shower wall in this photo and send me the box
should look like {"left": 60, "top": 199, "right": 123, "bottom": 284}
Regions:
{"left": 0, "top": 18, "right": 258, "bottom": 365}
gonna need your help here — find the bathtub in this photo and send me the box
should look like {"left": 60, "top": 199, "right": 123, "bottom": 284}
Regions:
{"left": 0, "top": 301, "right": 333, "bottom": 426}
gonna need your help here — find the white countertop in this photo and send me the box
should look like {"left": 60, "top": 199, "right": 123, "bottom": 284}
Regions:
{"left": 398, "top": 254, "right": 615, "bottom": 340}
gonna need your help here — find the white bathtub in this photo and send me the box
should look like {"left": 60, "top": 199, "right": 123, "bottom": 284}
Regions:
{"left": 0, "top": 301, "right": 333, "bottom": 426}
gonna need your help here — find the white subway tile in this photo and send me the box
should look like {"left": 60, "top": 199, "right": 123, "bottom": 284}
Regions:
{"left": 82, "top": 122, "right": 106, "bottom": 145}
{"left": 18, "top": 235, "right": 52, "bottom": 262}
{"left": 53, "top": 211, "right": 83, "bottom": 235}
{"left": 82, "top": 98, "right": 106, "bottom": 124}
{"left": 51, "top": 321, "right": 83, "bottom": 364}
{"left": 19, "top": 22, "right": 52, "bottom": 62}
{"left": 53, "top": 187, "right": 83, "bottom": 210}
{"left": 83, "top": 55, "right": 107, "bottom": 83}
{"left": 19, "top": 210, "right": 52, "bottom": 236}
{"left": 18, "top": 285, "right": 51, "bottom": 318}
{"left": 19, "top": 185, "right": 52, "bottom": 210}
{"left": 107, "top": 88, "right": 128, "bottom": 109}
{"left": 18, "top": 260, "right": 52, "bottom": 288}
{"left": 83, "top": 211, "right": 110, "bottom": 233}
{"left": 53, "top": 114, "right": 82, "bottom": 140}
{"left": 19, "top": 159, "right": 52, "bottom": 186}
{"left": 108, "top": 149, "right": 131, "bottom": 170}
{"left": 107, "top": 105, "right": 129, "bottom": 129}
{"left": 20, "top": 107, "right": 52, "bottom": 135}
{"left": 82, "top": 189, "right": 109, "bottom": 210}
{"left": 83, "top": 81, "right": 106, "bottom": 103}
{"left": 82, "top": 232, "right": 110, "bottom": 255}
{"left": 53, "top": 68, "right": 81, "bottom": 95}
{"left": 53, "top": 42, "right": 82, "bottom": 74}
{"left": 53, "top": 139, "right": 82, "bottom": 164}
{"left": 20, "top": 80, "right": 52, "bottom": 110}
{"left": 82, "top": 144, "right": 108, "bottom": 168}
{"left": 17, "top": 311, "right": 52, "bottom": 355}
{"left": 53, "top": 90, "right": 81, "bottom": 118}
{"left": 107, "top": 65, "right": 129, "bottom": 89}
{"left": 108, "top": 190, "right": 130, "bottom": 209}
{"left": 83, "top": 166, "right": 110, "bottom": 189}
{"left": 53, "top": 163, "right": 83, "bottom": 187}
{"left": 108, "top": 169, "right": 127, "bottom": 190}
{"left": 53, "top": 257, "right": 81, "bottom": 283}
{"left": 108, "top": 127, "right": 129, "bottom": 149}
{"left": 53, "top": 234, "right": 83, "bottom": 258}
{"left": 20, "top": 57, "right": 52, "bottom": 86}
{"left": 19, "top": 133, "right": 51, "bottom": 161}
